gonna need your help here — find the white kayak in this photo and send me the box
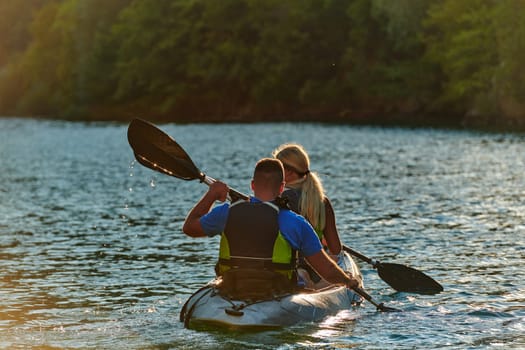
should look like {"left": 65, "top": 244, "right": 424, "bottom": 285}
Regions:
{"left": 180, "top": 251, "right": 364, "bottom": 330}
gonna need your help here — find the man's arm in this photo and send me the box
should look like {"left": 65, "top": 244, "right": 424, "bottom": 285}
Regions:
{"left": 305, "top": 249, "right": 360, "bottom": 289}
{"left": 182, "top": 181, "right": 229, "bottom": 237}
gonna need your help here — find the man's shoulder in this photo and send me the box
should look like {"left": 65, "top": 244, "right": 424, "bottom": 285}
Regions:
{"left": 277, "top": 207, "right": 322, "bottom": 254}
{"left": 205, "top": 202, "right": 231, "bottom": 218}
{"left": 279, "top": 207, "right": 299, "bottom": 218}
{"left": 278, "top": 208, "right": 310, "bottom": 227}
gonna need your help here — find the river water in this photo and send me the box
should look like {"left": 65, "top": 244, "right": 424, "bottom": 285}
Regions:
{"left": 0, "top": 117, "right": 524, "bottom": 349}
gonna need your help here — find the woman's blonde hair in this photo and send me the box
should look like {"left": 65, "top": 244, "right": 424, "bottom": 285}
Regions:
{"left": 272, "top": 143, "right": 326, "bottom": 230}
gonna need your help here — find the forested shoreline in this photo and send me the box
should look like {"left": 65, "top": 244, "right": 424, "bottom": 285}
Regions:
{"left": 1, "top": 0, "right": 524, "bottom": 131}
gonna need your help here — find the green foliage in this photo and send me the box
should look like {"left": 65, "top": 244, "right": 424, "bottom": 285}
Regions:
{"left": 0, "top": 0, "right": 130, "bottom": 117}
{"left": 0, "top": 0, "right": 47, "bottom": 66}
{"left": 492, "top": 1, "right": 525, "bottom": 110}
{"left": 422, "top": 0, "right": 525, "bottom": 125}
{"left": 423, "top": 0, "right": 499, "bottom": 114}
{"left": 110, "top": 0, "right": 358, "bottom": 119}
{"left": 0, "top": 0, "right": 524, "bottom": 127}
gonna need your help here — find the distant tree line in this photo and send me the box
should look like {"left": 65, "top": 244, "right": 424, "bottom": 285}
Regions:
{"left": 1, "top": 0, "right": 524, "bottom": 130}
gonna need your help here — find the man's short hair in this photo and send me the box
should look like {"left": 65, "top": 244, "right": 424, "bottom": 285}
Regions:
{"left": 253, "top": 158, "right": 284, "bottom": 189}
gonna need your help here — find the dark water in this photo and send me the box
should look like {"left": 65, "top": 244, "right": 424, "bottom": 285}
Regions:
{"left": 1, "top": 117, "right": 524, "bottom": 349}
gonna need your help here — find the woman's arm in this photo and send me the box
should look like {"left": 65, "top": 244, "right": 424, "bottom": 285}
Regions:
{"left": 323, "top": 197, "right": 342, "bottom": 255}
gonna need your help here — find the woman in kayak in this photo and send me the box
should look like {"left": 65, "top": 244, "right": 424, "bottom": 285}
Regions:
{"left": 273, "top": 143, "right": 343, "bottom": 288}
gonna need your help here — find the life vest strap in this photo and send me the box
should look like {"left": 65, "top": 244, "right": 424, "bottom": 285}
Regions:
{"left": 218, "top": 257, "right": 295, "bottom": 270}
{"left": 218, "top": 267, "right": 296, "bottom": 300}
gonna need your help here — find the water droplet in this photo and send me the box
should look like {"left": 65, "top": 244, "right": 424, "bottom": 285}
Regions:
{"left": 150, "top": 179, "right": 156, "bottom": 188}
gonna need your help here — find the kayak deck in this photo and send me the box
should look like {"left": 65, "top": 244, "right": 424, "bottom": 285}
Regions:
{"left": 180, "top": 251, "right": 363, "bottom": 330}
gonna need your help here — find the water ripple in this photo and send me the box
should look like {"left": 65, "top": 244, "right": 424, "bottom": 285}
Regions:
{"left": 1, "top": 118, "right": 524, "bottom": 349}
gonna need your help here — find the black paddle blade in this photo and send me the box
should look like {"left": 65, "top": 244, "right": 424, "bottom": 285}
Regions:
{"left": 127, "top": 119, "right": 203, "bottom": 181}
{"left": 377, "top": 263, "right": 443, "bottom": 294}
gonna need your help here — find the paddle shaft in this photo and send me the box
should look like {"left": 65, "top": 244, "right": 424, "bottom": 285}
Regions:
{"left": 201, "top": 175, "right": 249, "bottom": 202}
{"left": 343, "top": 245, "right": 377, "bottom": 266}
{"left": 352, "top": 287, "right": 399, "bottom": 312}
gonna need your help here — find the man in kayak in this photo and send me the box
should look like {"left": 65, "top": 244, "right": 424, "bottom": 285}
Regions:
{"left": 183, "top": 158, "right": 359, "bottom": 298}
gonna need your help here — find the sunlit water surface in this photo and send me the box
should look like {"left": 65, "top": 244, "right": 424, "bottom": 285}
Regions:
{"left": 0, "top": 118, "right": 524, "bottom": 349}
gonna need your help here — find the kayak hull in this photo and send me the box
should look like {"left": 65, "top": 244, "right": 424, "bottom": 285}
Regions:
{"left": 180, "top": 251, "right": 363, "bottom": 330}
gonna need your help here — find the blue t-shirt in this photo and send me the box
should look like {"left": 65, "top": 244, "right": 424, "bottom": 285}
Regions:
{"left": 200, "top": 197, "right": 322, "bottom": 257}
